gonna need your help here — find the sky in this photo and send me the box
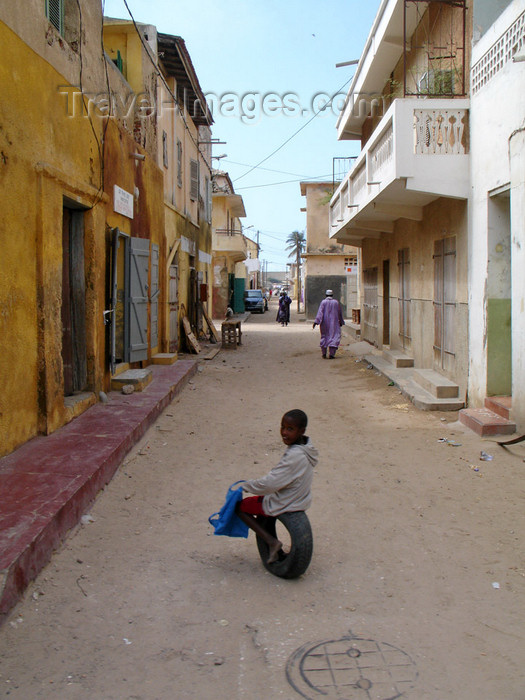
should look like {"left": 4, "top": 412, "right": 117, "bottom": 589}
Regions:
{"left": 103, "top": 0, "right": 382, "bottom": 269}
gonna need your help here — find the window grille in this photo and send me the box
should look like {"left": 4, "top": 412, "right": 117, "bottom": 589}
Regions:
{"left": 471, "top": 11, "right": 525, "bottom": 94}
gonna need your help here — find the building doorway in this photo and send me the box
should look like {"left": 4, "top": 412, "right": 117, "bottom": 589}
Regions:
{"left": 433, "top": 236, "right": 456, "bottom": 372}
{"left": 61, "top": 205, "right": 87, "bottom": 396}
{"left": 398, "top": 248, "right": 411, "bottom": 349}
{"left": 169, "top": 261, "right": 179, "bottom": 352}
{"left": 382, "top": 259, "right": 390, "bottom": 346}
{"left": 363, "top": 266, "right": 378, "bottom": 347}
{"left": 110, "top": 230, "right": 152, "bottom": 374}
{"left": 486, "top": 192, "right": 511, "bottom": 395}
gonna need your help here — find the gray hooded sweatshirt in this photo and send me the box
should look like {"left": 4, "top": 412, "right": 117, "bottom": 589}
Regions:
{"left": 242, "top": 437, "right": 319, "bottom": 516}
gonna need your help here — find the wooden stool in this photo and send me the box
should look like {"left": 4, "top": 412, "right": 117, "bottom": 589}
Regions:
{"left": 221, "top": 319, "right": 242, "bottom": 349}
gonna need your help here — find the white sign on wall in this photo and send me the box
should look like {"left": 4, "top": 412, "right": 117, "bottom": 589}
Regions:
{"left": 113, "top": 185, "right": 134, "bottom": 219}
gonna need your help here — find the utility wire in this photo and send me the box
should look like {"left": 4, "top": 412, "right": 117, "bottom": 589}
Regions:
{"left": 223, "top": 159, "right": 314, "bottom": 179}
{"left": 120, "top": 0, "right": 213, "bottom": 172}
{"left": 233, "top": 75, "right": 354, "bottom": 183}
{"left": 236, "top": 173, "right": 334, "bottom": 191}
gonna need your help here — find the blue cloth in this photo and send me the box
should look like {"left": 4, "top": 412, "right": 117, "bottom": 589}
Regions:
{"left": 208, "top": 481, "right": 249, "bottom": 538}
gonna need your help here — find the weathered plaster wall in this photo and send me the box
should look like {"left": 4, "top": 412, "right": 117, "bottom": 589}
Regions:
{"left": 361, "top": 198, "right": 468, "bottom": 397}
{"left": 510, "top": 130, "right": 525, "bottom": 428}
{"left": 0, "top": 19, "right": 106, "bottom": 455}
{"left": 469, "top": 0, "right": 525, "bottom": 416}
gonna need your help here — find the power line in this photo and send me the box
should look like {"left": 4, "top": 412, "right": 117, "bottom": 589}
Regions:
{"left": 120, "top": 0, "right": 213, "bottom": 172}
{"left": 223, "top": 159, "right": 314, "bottom": 179}
{"left": 233, "top": 75, "right": 355, "bottom": 183}
{"left": 236, "top": 173, "right": 333, "bottom": 191}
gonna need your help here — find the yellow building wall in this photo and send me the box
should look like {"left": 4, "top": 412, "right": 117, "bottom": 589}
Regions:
{"left": 0, "top": 19, "right": 166, "bottom": 457}
{"left": 0, "top": 21, "right": 107, "bottom": 455}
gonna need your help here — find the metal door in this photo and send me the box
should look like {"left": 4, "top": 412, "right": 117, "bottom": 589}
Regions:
{"left": 382, "top": 259, "right": 390, "bottom": 345}
{"left": 433, "top": 237, "right": 456, "bottom": 368}
{"left": 398, "top": 248, "right": 411, "bottom": 348}
{"left": 363, "top": 267, "right": 378, "bottom": 347}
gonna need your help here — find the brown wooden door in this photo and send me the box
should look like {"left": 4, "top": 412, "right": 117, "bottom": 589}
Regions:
{"left": 61, "top": 207, "right": 87, "bottom": 395}
{"left": 61, "top": 209, "right": 74, "bottom": 395}
{"left": 169, "top": 264, "right": 179, "bottom": 352}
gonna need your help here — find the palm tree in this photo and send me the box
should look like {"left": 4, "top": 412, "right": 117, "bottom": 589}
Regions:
{"left": 285, "top": 230, "right": 306, "bottom": 312}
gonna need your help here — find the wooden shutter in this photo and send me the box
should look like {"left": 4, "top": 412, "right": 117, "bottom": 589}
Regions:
{"left": 205, "top": 176, "right": 212, "bottom": 223}
{"left": 46, "top": 0, "right": 64, "bottom": 34}
{"left": 162, "top": 131, "right": 168, "bottom": 168}
{"left": 177, "top": 140, "right": 183, "bottom": 187}
{"left": 128, "top": 238, "right": 149, "bottom": 362}
{"left": 190, "top": 159, "right": 199, "bottom": 201}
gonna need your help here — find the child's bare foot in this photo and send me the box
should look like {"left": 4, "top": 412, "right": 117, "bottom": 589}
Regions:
{"left": 267, "top": 540, "right": 283, "bottom": 564}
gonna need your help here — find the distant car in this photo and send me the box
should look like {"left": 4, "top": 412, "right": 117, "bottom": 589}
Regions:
{"left": 244, "top": 289, "right": 265, "bottom": 314}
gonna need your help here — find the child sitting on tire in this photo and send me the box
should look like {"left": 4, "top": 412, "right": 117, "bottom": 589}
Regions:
{"left": 236, "top": 409, "right": 318, "bottom": 564}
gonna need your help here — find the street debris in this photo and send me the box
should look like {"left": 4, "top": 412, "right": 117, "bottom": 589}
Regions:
{"left": 480, "top": 451, "right": 494, "bottom": 461}
{"left": 438, "top": 438, "right": 462, "bottom": 446}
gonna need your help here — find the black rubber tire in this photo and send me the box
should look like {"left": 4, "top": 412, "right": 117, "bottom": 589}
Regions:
{"left": 255, "top": 511, "right": 313, "bottom": 579}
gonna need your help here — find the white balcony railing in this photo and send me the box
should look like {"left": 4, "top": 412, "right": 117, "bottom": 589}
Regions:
{"left": 413, "top": 108, "right": 468, "bottom": 155}
{"left": 330, "top": 98, "right": 470, "bottom": 239}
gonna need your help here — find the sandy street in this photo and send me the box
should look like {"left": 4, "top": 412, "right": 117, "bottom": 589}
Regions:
{"left": 0, "top": 298, "right": 524, "bottom": 700}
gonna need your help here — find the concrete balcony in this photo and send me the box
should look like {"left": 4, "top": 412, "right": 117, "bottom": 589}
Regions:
{"left": 330, "top": 98, "right": 470, "bottom": 245}
{"left": 212, "top": 229, "right": 247, "bottom": 263}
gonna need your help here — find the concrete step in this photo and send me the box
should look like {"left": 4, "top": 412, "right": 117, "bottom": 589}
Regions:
{"left": 459, "top": 407, "right": 516, "bottom": 437}
{"left": 364, "top": 355, "right": 464, "bottom": 411}
{"left": 110, "top": 368, "right": 153, "bottom": 392}
{"left": 152, "top": 353, "right": 178, "bottom": 365}
{"left": 413, "top": 368, "right": 459, "bottom": 399}
{"left": 484, "top": 396, "right": 512, "bottom": 420}
{"left": 382, "top": 349, "right": 414, "bottom": 368}
{"left": 342, "top": 322, "right": 361, "bottom": 341}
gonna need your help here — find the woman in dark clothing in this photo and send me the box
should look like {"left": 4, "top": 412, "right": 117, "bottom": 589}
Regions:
{"left": 276, "top": 291, "right": 291, "bottom": 326}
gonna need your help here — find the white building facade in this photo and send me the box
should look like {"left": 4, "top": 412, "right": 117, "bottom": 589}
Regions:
{"left": 468, "top": 0, "right": 525, "bottom": 429}
{"left": 330, "top": 0, "right": 471, "bottom": 406}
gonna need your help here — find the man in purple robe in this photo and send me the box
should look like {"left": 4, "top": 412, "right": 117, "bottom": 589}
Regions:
{"left": 312, "top": 290, "right": 345, "bottom": 359}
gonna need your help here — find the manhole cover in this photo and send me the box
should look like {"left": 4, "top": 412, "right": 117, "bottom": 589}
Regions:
{"left": 286, "top": 633, "right": 418, "bottom": 699}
